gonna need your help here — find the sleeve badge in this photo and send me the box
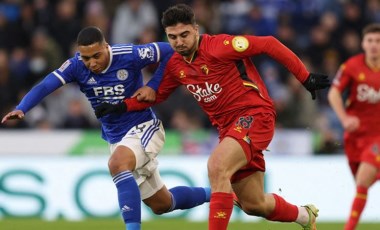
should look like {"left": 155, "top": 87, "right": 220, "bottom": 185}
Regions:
{"left": 232, "top": 36, "right": 249, "bottom": 52}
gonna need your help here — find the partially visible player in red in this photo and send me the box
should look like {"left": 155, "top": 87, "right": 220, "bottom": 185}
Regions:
{"left": 328, "top": 23, "right": 380, "bottom": 230}
{"left": 95, "top": 4, "right": 330, "bottom": 230}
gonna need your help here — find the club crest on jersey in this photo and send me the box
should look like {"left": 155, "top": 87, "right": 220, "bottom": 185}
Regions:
{"left": 179, "top": 70, "right": 186, "bottom": 78}
{"left": 117, "top": 69, "right": 129, "bottom": 81}
{"left": 232, "top": 36, "right": 249, "bottom": 52}
{"left": 201, "top": 65, "right": 209, "bottom": 75}
{"left": 138, "top": 46, "right": 155, "bottom": 61}
{"left": 58, "top": 60, "right": 71, "bottom": 72}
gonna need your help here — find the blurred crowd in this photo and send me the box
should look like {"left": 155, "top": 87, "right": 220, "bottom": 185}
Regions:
{"left": 0, "top": 0, "right": 378, "bottom": 154}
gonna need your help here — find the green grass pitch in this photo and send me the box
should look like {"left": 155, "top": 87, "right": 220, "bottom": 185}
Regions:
{"left": 1, "top": 219, "right": 379, "bottom": 230}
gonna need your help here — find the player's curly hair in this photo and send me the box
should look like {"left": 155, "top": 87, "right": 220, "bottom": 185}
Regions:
{"left": 77, "top": 26, "right": 105, "bottom": 46}
{"left": 161, "top": 4, "right": 196, "bottom": 28}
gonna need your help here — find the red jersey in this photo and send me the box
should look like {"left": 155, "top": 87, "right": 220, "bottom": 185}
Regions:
{"left": 332, "top": 53, "right": 380, "bottom": 137}
{"left": 127, "top": 34, "right": 309, "bottom": 130}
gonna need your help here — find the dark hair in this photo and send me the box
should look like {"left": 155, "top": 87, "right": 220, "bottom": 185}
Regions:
{"left": 161, "top": 4, "right": 196, "bottom": 28}
{"left": 77, "top": 26, "right": 105, "bottom": 46}
{"left": 362, "top": 23, "right": 380, "bottom": 36}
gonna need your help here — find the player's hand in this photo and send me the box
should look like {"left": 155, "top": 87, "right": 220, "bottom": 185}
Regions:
{"left": 94, "top": 102, "right": 127, "bottom": 118}
{"left": 303, "top": 73, "right": 331, "bottom": 100}
{"left": 132, "top": 86, "right": 156, "bottom": 102}
{"left": 1, "top": 110, "right": 25, "bottom": 123}
{"left": 342, "top": 115, "right": 360, "bottom": 133}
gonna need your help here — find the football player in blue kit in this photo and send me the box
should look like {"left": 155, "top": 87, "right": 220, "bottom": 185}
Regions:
{"left": 1, "top": 26, "right": 210, "bottom": 230}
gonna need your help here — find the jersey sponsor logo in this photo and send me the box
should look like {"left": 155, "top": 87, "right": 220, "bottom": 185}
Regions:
{"left": 117, "top": 69, "right": 128, "bottom": 81}
{"left": 357, "top": 84, "right": 380, "bottom": 103}
{"left": 138, "top": 46, "right": 155, "bottom": 61}
{"left": 58, "top": 60, "right": 71, "bottom": 72}
{"left": 187, "top": 82, "right": 222, "bottom": 103}
{"left": 232, "top": 36, "right": 249, "bottom": 52}
{"left": 93, "top": 84, "right": 125, "bottom": 99}
{"left": 87, "top": 77, "right": 97, "bottom": 85}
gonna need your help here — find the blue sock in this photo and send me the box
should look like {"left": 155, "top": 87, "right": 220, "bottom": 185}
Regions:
{"left": 167, "top": 186, "right": 211, "bottom": 212}
{"left": 113, "top": 171, "right": 141, "bottom": 230}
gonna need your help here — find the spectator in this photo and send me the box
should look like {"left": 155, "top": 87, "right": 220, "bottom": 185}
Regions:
{"left": 111, "top": 0, "right": 157, "bottom": 44}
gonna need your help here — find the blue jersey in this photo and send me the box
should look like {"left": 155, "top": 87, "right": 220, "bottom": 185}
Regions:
{"left": 16, "top": 42, "right": 173, "bottom": 144}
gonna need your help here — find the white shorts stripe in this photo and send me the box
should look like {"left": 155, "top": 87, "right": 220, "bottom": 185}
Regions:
{"left": 141, "top": 119, "right": 160, "bottom": 147}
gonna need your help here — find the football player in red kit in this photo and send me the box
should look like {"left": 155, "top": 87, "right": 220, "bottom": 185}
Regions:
{"left": 95, "top": 4, "right": 330, "bottom": 230}
{"left": 328, "top": 23, "right": 380, "bottom": 230}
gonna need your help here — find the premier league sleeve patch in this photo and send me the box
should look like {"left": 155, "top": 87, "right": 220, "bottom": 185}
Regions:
{"left": 232, "top": 36, "right": 249, "bottom": 52}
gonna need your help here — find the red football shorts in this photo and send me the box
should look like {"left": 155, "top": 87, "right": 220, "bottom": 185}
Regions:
{"left": 222, "top": 112, "right": 275, "bottom": 183}
{"left": 345, "top": 136, "right": 380, "bottom": 176}
{"left": 361, "top": 139, "right": 380, "bottom": 168}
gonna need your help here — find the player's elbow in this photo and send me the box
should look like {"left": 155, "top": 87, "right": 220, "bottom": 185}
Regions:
{"left": 327, "top": 86, "right": 339, "bottom": 105}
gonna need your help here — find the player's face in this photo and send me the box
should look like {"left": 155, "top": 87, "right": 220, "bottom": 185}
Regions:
{"left": 78, "top": 42, "right": 110, "bottom": 74}
{"left": 362, "top": 32, "right": 380, "bottom": 60}
{"left": 165, "top": 23, "right": 199, "bottom": 57}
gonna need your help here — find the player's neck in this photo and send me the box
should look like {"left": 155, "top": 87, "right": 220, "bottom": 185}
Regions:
{"left": 365, "top": 56, "right": 380, "bottom": 71}
{"left": 183, "top": 36, "right": 200, "bottom": 64}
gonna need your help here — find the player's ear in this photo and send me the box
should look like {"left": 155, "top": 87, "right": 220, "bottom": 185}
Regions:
{"left": 194, "top": 24, "right": 200, "bottom": 35}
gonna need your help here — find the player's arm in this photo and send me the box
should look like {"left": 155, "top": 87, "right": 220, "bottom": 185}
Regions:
{"left": 1, "top": 73, "right": 63, "bottom": 123}
{"left": 145, "top": 42, "right": 173, "bottom": 91}
{"left": 246, "top": 35, "right": 330, "bottom": 99}
{"left": 214, "top": 35, "right": 330, "bottom": 99}
{"left": 133, "top": 42, "right": 173, "bottom": 102}
{"left": 95, "top": 68, "right": 179, "bottom": 118}
{"left": 328, "top": 86, "right": 347, "bottom": 122}
{"left": 327, "top": 65, "right": 359, "bottom": 132}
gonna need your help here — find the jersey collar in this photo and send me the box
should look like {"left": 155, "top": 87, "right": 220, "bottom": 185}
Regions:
{"left": 183, "top": 35, "right": 203, "bottom": 64}
{"left": 101, "top": 45, "right": 113, "bottom": 74}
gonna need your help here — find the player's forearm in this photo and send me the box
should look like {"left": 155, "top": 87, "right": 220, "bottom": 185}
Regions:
{"left": 253, "top": 36, "right": 309, "bottom": 82}
{"left": 123, "top": 98, "right": 155, "bottom": 111}
{"left": 328, "top": 86, "right": 348, "bottom": 123}
{"left": 16, "top": 74, "right": 62, "bottom": 113}
{"left": 146, "top": 43, "right": 173, "bottom": 91}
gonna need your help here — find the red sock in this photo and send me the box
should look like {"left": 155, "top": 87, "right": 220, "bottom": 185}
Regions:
{"left": 344, "top": 186, "right": 368, "bottom": 230}
{"left": 209, "top": 192, "right": 233, "bottom": 230}
{"left": 266, "top": 193, "right": 298, "bottom": 222}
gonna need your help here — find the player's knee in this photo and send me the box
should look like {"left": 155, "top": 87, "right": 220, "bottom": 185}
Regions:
{"left": 108, "top": 151, "right": 135, "bottom": 174}
{"left": 149, "top": 204, "right": 171, "bottom": 215}
{"left": 207, "top": 159, "right": 229, "bottom": 181}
